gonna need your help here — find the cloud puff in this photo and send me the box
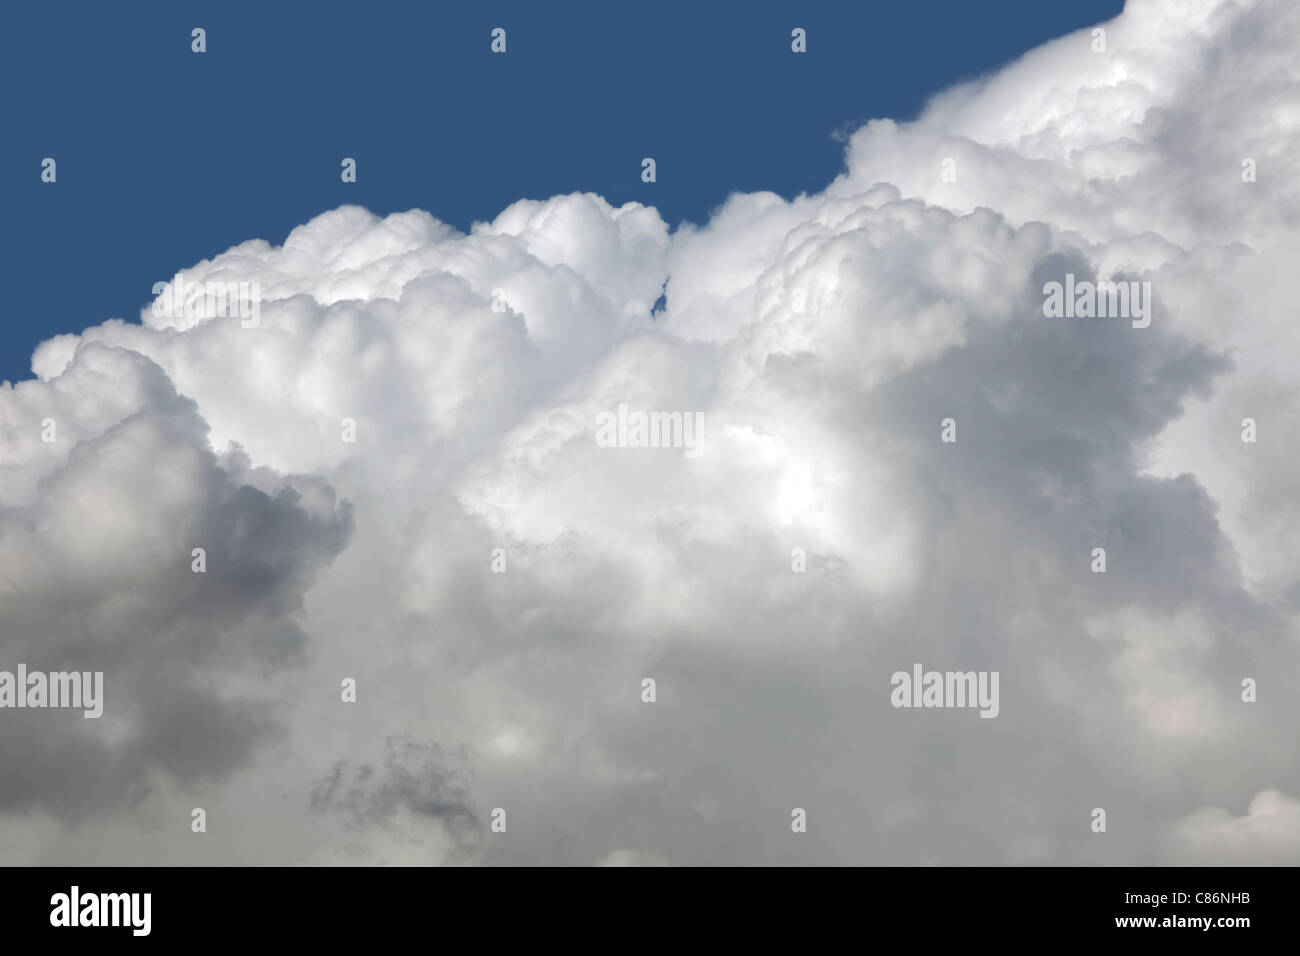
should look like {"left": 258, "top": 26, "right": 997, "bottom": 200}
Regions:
{"left": 1, "top": 0, "right": 1297, "bottom": 864}
{"left": 1165, "top": 790, "right": 1300, "bottom": 864}
{"left": 0, "top": 346, "right": 351, "bottom": 824}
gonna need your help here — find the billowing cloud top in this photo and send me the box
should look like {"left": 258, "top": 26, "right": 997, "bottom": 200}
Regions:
{"left": 2, "top": 0, "right": 1298, "bottom": 865}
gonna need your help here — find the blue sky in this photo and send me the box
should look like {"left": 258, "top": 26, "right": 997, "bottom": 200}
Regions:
{"left": 1, "top": 0, "right": 1120, "bottom": 384}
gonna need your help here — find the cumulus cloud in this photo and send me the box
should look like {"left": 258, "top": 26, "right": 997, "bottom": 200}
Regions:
{"left": 1, "top": 0, "right": 1297, "bottom": 864}
{"left": 0, "top": 346, "right": 351, "bottom": 825}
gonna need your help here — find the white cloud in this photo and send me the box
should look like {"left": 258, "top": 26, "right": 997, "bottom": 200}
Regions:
{"left": 2, "top": 0, "right": 1298, "bottom": 864}
{"left": 1166, "top": 790, "right": 1300, "bottom": 864}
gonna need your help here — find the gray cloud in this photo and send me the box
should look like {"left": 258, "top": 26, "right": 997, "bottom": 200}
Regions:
{"left": 0, "top": 347, "right": 351, "bottom": 822}
{"left": 310, "top": 737, "right": 481, "bottom": 865}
